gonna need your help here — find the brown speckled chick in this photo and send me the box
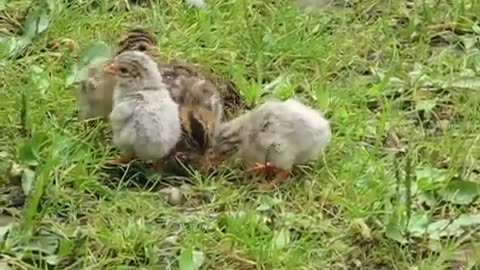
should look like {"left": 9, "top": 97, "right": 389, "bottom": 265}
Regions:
{"left": 157, "top": 61, "right": 224, "bottom": 173}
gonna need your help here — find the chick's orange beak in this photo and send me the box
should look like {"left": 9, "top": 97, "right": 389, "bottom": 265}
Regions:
{"left": 103, "top": 63, "right": 117, "bottom": 75}
{"left": 147, "top": 48, "right": 160, "bottom": 57}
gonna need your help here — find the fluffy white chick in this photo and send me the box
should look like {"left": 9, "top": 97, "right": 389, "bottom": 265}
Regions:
{"left": 213, "top": 98, "right": 331, "bottom": 188}
{"left": 105, "top": 51, "right": 182, "bottom": 168}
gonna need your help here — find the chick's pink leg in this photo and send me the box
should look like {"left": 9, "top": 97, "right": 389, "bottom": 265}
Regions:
{"left": 111, "top": 154, "right": 136, "bottom": 165}
{"left": 246, "top": 162, "right": 276, "bottom": 173}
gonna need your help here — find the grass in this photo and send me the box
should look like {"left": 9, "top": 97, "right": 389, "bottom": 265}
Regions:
{"left": 1, "top": 0, "right": 480, "bottom": 269}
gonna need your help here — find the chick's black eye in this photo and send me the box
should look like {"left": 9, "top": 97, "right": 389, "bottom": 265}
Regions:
{"left": 137, "top": 45, "right": 147, "bottom": 51}
{"left": 119, "top": 67, "right": 128, "bottom": 74}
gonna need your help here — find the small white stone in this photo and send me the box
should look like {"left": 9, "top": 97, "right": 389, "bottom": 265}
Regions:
{"left": 185, "top": 0, "right": 206, "bottom": 8}
{"left": 167, "top": 187, "right": 184, "bottom": 205}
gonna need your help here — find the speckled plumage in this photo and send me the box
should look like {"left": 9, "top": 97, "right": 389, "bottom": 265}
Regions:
{"left": 165, "top": 71, "right": 223, "bottom": 134}
{"left": 160, "top": 61, "right": 222, "bottom": 109}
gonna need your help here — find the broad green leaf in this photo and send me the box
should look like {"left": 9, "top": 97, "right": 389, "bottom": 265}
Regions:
{"left": 0, "top": 37, "right": 17, "bottom": 57}
{"left": 439, "top": 180, "right": 480, "bottom": 205}
{"left": 65, "top": 66, "right": 80, "bottom": 87}
{"left": 0, "top": 36, "right": 32, "bottom": 58}
{"left": 30, "top": 65, "right": 50, "bottom": 94}
{"left": 460, "top": 36, "right": 477, "bottom": 50}
{"left": 407, "top": 212, "right": 429, "bottom": 237}
{"left": 415, "top": 166, "right": 448, "bottom": 192}
{"left": 36, "top": 15, "right": 50, "bottom": 35}
{"left": 272, "top": 228, "right": 290, "bottom": 249}
{"left": 385, "top": 206, "right": 409, "bottom": 244}
{"left": 452, "top": 214, "right": 480, "bottom": 227}
{"left": 73, "top": 58, "right": 107, "bottom": 84}
{"left": 425, "top": 214, "right": 480, "bottom": 239}
{"left": 426, "top": 219, "right": 452, "bottom": 239}
{"left": 21, "top": 168, "right": 35, "bottom": 195}
{"left": 256, "top": 196, "right": 282, "bottom": 211}
{"left": 18, "top": 137, "right": 42, "bottom": 167}
{"left": 45, "top": 255, "right": 60, "bottom": 265}
{"left": 67, "top": 42, "right": 111, "bottom": 86}
{"left": 15, "top": 232, "right": 60, "bottom": 255}
{"left": 385, "top": 223, "right": 407, "bottom": 244}
{"left": 417, "top": 191, "right": 437, "bottom": 207}
{"left": 18, "top": 145, "right": 38, "bottom": 167}
{"left": 78, "top": 41, "right": 112, "bottom": 67}
{"left": 473, "top": 23, "right": 480, "bottom": 35}
{"left": 13, "top": 37, "right": 32, "bottom": 56}
{"left": 178, "top": 248, "right": 204, "bottom": 270}
{"left": 179, "top": 248, "right": 195, "bottom": 270}
{"left": 0, "top": 222, "right": 12, "bottom": 239}
{"left": 22, "top": 11, "right": 50, "bottom": 39}
{"left": 449, "top": 76, "right": 480, "bottom": 90}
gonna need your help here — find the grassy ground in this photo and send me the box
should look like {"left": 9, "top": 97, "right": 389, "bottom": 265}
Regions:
{"left": 1, "top": 0, "right": 480, "bottom": 269}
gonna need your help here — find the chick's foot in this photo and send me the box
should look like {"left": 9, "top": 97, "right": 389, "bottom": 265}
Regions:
{"left": 198, "top": 155, "right": 213, "bottom": 173}
{"left": 259, "top": 170, "right": 290, "bottom": 189}
{"left": 174, "top": 152, "right": 188, "bottom": 160}
{"left": 150, "top": 160, "right": 163, "bottom": 171}
{"left": 107, "top": 154, "right": 137, "bottom": 165}
{"left": 247, "top": 162, "right": 276, "bottom": 173}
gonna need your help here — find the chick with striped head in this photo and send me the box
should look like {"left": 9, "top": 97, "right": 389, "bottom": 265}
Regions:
{"left": 76, "top": 28, "right": 236, "bottom": 174}
{"left": 106, "top": 50, "right": 181, "bottom": 167}
{"left": 162, "top": 71, "right": 224, "bottom": 174}
{"left": 76, "top": 28, "right": 159, "bottom": 121}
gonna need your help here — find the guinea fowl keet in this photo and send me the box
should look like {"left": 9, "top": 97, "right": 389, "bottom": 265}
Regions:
{"left": 76, "top": 28, "right": 160, "bottom": 120}
{"left": 107, "top": 51, "right": 182, "bottom": 168}
{"left": 213, "top": 98, "right": 331, "bottom": 189}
